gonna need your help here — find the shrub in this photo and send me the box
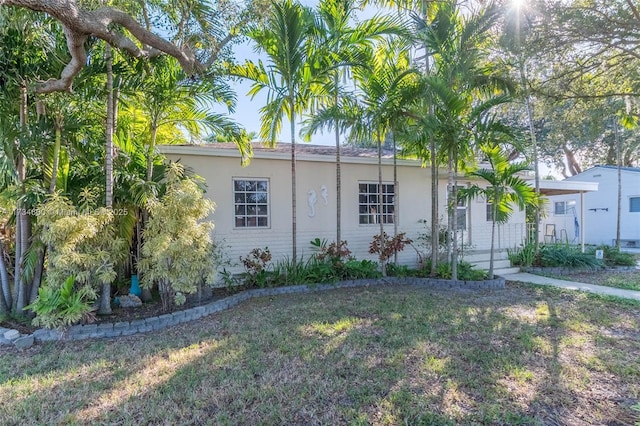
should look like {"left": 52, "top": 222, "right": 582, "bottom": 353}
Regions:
{"left": 140, "top": 164, "right": 217, "bottom": 310}
{"left": 26, "top": 276, "right": 95, "bottom": 329}
{"left": 342, "top": 259, "right": 381, "bottom": 280}
{"left": 537, "top": 244, "right": 603, "bottom": 269}
{"left": 369, "top": 232, "right": 412, "bottom": 263}
{"left": 508, "top": 242, "right": 536, "bottom": 267}
{"left": 432, "top": 261, "right": 486, "bottom": 280}
{"left": 240, "top": 247, "right": 273, "bottom": 287}
{"left": 590, "top": 245, "right": 637, "bottom": 267}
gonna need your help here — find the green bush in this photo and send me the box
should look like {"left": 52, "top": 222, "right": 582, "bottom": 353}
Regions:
{"left": 590, "top": 245, "right": 637, "bottom": 267}
{"left": 26, "top": 276, "right": 95, "bottom": 329}
{"left": 342, "top": 259, "right": 381, "bottom": 280}
{"left": 508, "top": 243, "right": 536, "bottom": 267}
{"left": 433, "top": 261, "right": 486, "bottom": 280}
{"left": 537, "top": 244, "right": 603, "bottom": 268}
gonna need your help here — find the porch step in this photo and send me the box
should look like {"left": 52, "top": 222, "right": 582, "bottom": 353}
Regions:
{"left": 468, "top": 258, "right": 512, "bottom": 271}
{"left": 463, "top": 249, "right": 510, "bottom": 263}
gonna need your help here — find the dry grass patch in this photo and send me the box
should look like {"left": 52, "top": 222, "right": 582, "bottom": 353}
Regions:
{"left": 1, "top": 283, "right": 639, "bottom": 425}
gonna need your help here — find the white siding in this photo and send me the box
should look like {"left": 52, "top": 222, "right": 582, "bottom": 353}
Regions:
{"left": 165, "top": 148, "right": 529, "bottom": 272}
{"left": 544, "top": 167, "right": 640, "bottom": 245}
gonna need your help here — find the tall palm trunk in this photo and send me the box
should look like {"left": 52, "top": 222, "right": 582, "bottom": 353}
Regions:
{"left": 0, "top": 251, "right": 10, "bottom": 314}
{"left": 489, "top": 196, "right": 498, "bottom": 279}
{"left": 451, "top": 160, "right": 459, "bottom": 281}
{"left": 377, "top": 131, "right": 386, "bottom": 276}
{"left": 147, "top": 124, "right": 158, "bottom": 182}
{"left": 106, "top": 43, "right": 114, "bottom": 209}
{"left": 49, "top": 120, "right": 62, "bottom": 193}
{"left": 393, "top": 134, "right": 398, "bottom": 265}
{"left": 98, "top": 43, "right": 115, "bottom": 315}
{"left": 13, "top": 84, "right": 30, "bottom": 313}
{"left": 430, "top": 135, "right": 439, "bottom": 276}
{"left": 614, "top": 119, "right": 621, "bottom": 250}
{"left": 334, "top": 73, "right": 341, "bottom": 244}
{"left": 289, "top": 95, "right": 297, "bottom": 267}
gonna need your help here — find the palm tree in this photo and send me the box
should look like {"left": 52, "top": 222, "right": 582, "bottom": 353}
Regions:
{"left": 413, "top": 0, "right": 513, "bottom": 280}
{"left": 310, "top": 41, "right": 418, "bottom": 275}
{"left": 232, "top": 0, "right": 315, "bottom": 266}
{"left": 307, "top": 0, "right": 407, "bottom": 244}
{"left": 460, "top": 144, "right": 536, "bottom": 279}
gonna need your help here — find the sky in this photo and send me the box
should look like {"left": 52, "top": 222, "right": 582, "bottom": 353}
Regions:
{"left": 222, "top": 0, "right": 382, "bottom": 146}
{"left": 220, "top": 1, "right": 561, "bottom": 178}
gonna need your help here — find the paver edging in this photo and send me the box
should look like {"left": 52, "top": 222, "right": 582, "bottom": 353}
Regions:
{"left": 23, "top": 276, "right": 505, "bottom": 344}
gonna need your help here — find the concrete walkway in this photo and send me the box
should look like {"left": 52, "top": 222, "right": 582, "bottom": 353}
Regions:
{"left": 501, "top": 272, "right": 640, "bottom": 301}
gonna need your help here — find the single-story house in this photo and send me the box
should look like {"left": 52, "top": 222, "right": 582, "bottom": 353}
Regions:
{"left": 543, "top": 165, "right": 640, "bottom": 247}
{"left": 159, "top": 143, "right": 593, "bottom": 273}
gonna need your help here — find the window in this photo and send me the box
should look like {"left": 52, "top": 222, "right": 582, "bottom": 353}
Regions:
{"left": 233, "top": 179, "right": 269, "bottom": 228}
{"left": 554, "top": 201, "right": 567, "bottom": 215}
{"left": 358, "top": 182, "right": 395, "bottom": 224}
{"left": 554, "top": 200, "right": 575, "bottom": 215}
{"left": 486, "top": 203, "right": 494, "bottom": 221}
{"left": 631, "top": 197, "right": 640, "bottom": 213}
{"left": 456, "top": 195, "right": 467, "bottom": 230}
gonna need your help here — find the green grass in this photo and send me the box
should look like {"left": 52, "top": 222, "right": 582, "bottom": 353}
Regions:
{"left": 556, "top": 270, "right": 640, "bottom": 291}
{"left": 1, "top": 283, "right": 639, "bottom": 425}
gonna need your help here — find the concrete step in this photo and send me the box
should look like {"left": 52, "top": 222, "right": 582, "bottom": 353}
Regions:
{"left": 494, "top": 267, "right": 521, "bottom": 276}
{"left": 468, "top": 259, "right": 512, "bottom": 270}
{"left": 463, "top": 250, "right": 510, "bottom": 262}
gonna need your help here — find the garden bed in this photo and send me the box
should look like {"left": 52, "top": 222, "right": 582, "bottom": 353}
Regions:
{"left": 8, "top": 276, "right": 506, "bottom": 343}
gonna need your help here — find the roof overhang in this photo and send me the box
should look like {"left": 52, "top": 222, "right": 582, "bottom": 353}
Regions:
{"left": 537, "top": 179, "right": 599, "bottom": 196}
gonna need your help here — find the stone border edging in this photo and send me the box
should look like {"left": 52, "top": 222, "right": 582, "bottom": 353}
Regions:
{"left": 29, "top": 276, "right": 505, "bottom": 343}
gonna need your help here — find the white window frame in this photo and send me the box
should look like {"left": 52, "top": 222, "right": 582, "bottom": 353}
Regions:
{"left": 554, "top": 200, "right": 576, "bottom": 216}
{"left": 233, "top": 178, "right": 270, "bottom": 229}
{"left": 358, "top": 181, "right": 395, "bottom": 225}
{"left": 486, "top": 202, "right": 494, "bottom": 222}
{"left": 554, "top": 201, "right": 567, "bottom": 215}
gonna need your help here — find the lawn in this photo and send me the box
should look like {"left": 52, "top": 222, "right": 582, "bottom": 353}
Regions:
{"left": 1, "top": 283, "right": 639, "bottom": 425}
{"left": 555, "top": 270, "right": 640, "bottom": 292}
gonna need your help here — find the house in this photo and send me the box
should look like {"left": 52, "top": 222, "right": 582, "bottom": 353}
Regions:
{"left": 159, "top": 143, "right": 533, "bottom": 273}
{"left": 542, "top": 166, "right": 640, "bottom": 247}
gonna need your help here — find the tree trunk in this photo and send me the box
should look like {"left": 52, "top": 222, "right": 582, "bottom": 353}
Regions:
{"left": 520, "top": 62, "right": 540, "bottom": 250}
{"left": 451, "top": 165, "right": 459, "bottom": 282}
{"left": 489, "top": 200, "right": 497, "bottom": 280}
{"left": 0, "top": 244, "right": 11, "bottom": 310}
{"left": 614, "top": 119, "right": 621, "bottom": 249}
{"left": 0, "top": 248, "right": 9, "bottom": 315}
{"left": 334, "top": 74, "right": 341, "bottom": 245}
{"left": 446, "top": 155, "right": 453, "bottom": 267}
{"left": 15, "top": 212, "right": 31, "bottom": 313}
{"left": 146, "top": 124, "right": 158, "bottom": 182}
{"left": 430, "top": 136, "right": 439, "bottom": 277}
{"left": 29, "top": 247, "right": 45, "bottom": 304}
{"left": 289, "top": 97, "right": 297, "bottom": 268}
{"left": 13, "top": 84, "right": 30, "bottom": 314}
{"left": 377, "top": 132, "right": 386, "bottom": 276}
{"left": 105, "top": 43, "right": 114, "bottom": 209}
{"left": 563, "top": 145, "right": 582, "bottom": 176}
{"left": 49, "top": 121, "right": 62, "bottom": 193}
{"left": 98, "top": 42, "right": 115, "bottom": 316}
{"left": 393, "top": 133, "right": 398, "bottom": 265}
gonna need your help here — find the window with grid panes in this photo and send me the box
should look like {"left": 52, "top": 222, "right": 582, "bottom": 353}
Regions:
{"left": 358, "top": 182, "right": 395, "bottom": 224}
{"left": 233, "top": 179, "right": 269, "bottom": 228}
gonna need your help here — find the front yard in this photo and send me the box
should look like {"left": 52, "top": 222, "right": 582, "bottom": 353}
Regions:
{"left": 555, "top": 269, "right": 640, "bottom": 292}
{"left": 1, "top": 282, "right": 639, "bottom": 425}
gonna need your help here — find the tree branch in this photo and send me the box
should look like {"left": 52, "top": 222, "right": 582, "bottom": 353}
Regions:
{"left": 1, "top": 0, "right": 203, "bottom": 92}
